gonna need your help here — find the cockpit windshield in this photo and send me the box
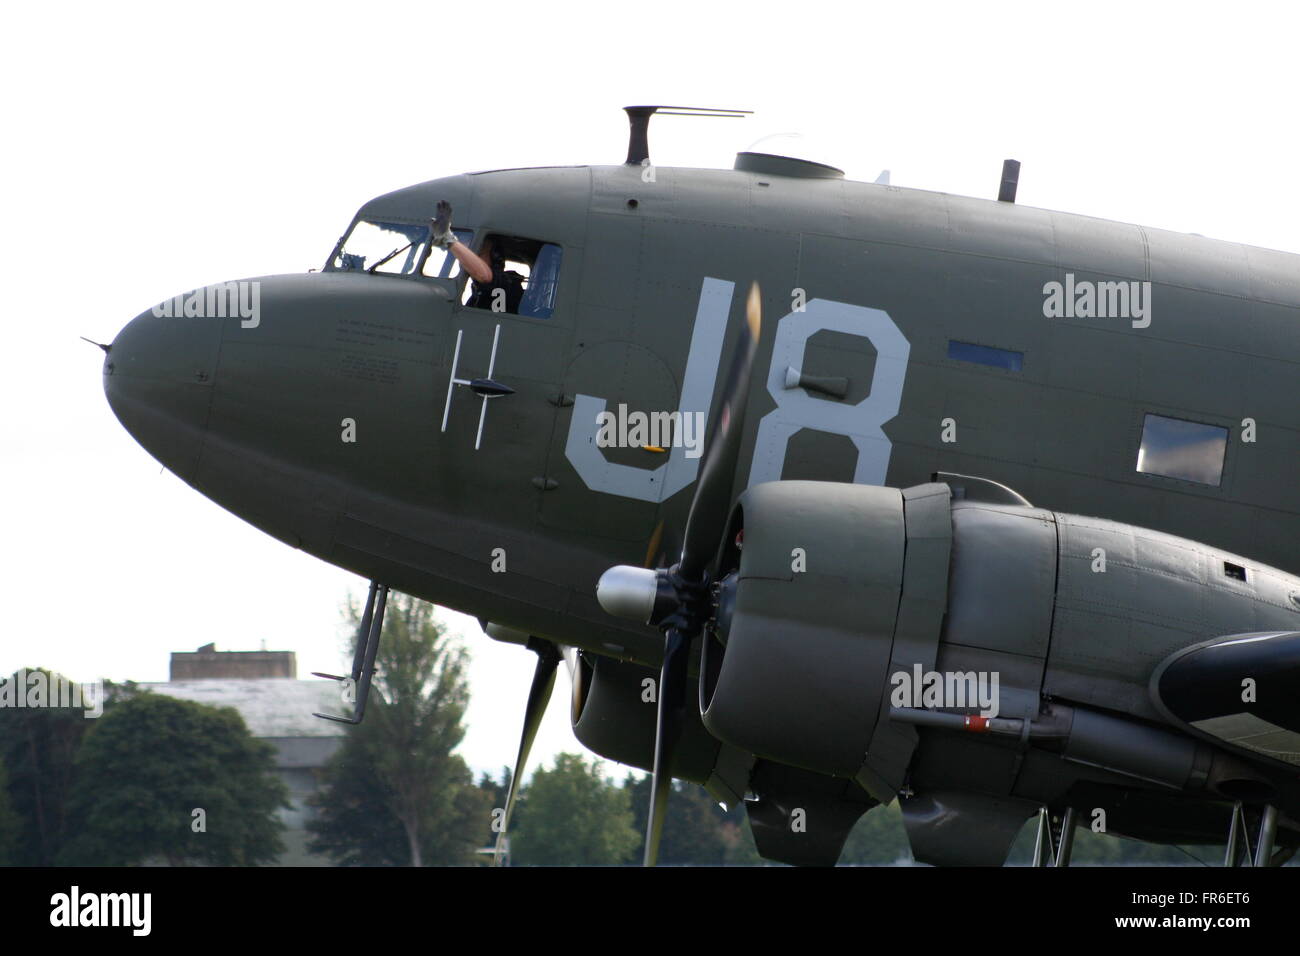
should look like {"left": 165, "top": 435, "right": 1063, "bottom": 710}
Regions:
{"left": 331, "top": 220, "right": 429, "bottom": 274}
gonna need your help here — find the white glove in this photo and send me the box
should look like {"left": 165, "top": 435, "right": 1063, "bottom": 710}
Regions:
{"left": 430, "top": 200, "right": 457, "bottom": 249}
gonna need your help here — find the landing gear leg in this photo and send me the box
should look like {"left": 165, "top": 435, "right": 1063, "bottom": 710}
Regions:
{"left": 312, "top": 580, "right": 390, "bottom": 724}
{"left": 1054, "top": 807, "right": 1077, "bottom": 868}
{"left": 1224, "top": 801, "right": 1248, "bottom": 867}
{"left": 1032, "top": 807, "right": 1054, "bottom": 867}
{"left": 1254, "top": 804, "right": 1278, "bottom": 868}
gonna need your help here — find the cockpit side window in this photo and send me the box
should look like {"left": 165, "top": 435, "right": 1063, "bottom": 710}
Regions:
{"left": 460, "top": 234, "right": 563, "bottom": 318}
{"left": 422, "top": 229, "right": 475, "bottom": 278}
{"left": 331, "top": 220, "right": 429, "bottom": 275}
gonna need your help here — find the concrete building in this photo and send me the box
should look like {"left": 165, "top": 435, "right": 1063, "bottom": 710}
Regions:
{"left": 169, "top": 643, "right": 297, "bottom": 680}
{"left": 143, "top": 644, "right": 346, "bottom": 865}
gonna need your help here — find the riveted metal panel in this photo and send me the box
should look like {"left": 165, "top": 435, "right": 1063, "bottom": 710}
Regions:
{"left": 859, "top": 482, "right": 953, "bottom": 800}
{"left": 703, "top": 481, "right": 905, "bottom": 775}
{"left": 942, "top": 502, "right": 1057, "bottom": 659}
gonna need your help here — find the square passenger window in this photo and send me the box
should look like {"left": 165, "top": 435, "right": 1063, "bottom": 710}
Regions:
{"left": 1136, "top": 414, "right": 1228, "bottom": 486}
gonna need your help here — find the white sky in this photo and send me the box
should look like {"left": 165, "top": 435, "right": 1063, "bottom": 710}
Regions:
{"left": 4, "top": 1, "right": 1299, "bottom": 783}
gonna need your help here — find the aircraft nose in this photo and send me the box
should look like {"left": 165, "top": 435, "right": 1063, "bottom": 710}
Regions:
{"left": 103, "top": 300, "right": 223, "bottom": 480}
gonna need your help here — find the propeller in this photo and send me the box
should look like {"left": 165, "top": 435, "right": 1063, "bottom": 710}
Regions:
{"left": 493, "top": 636, "right": 562, "bottom": 866}
{"left": 597, "top": 282, "right": 763, "bottom": 866}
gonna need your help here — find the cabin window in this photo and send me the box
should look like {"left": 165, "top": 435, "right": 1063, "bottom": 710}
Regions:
{"left": 460, "top": 235, "right": 563, "bottom": 318}
{"left": 332, "top": 220, "right": 428, "bottom": 274}
{"left": 947, "top": 340, "right": 1023, "bottom": 371}
{"left": 1136, "top": 413, "right": 1228, "bottom": 486}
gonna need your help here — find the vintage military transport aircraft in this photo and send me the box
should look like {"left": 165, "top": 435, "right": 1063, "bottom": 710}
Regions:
{"left": 102, "top": 106, "right": 1300, "bottom": 866}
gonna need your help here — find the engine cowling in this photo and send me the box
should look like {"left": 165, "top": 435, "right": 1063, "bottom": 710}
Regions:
{"left": 700, "top": 480, "right": 952, "bottom": 800}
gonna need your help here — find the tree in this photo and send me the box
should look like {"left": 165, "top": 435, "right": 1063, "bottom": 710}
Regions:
{"left": 60, "top": 692, "right": 287, "bottom": 865}
{"left": 0, "top": 760, "right": 21, "bottom": 865}
{"left": 0, "top": 669, "right": 102, "bottom": 865}
{"left": 307, "top": 592, "right": 491, "bottom": 866}
{"left": 720, "top": 806, "right": 764, "bottom": 865}
{"left": 623, "top": 775, "right": 735, "bottom": 864}
{"left": 1003, "top": 816, "right": 1214, "bottom": 865}
{"left": 838, "top": 801, "right": 911, "bottom": 864}
{"left": 838, "top": 801, "right": 1220, "bottom": 866}
{"left": 510, "top": 753, "right": 639, "bottom": 865}
{"left": 477, "top": 767, "right": 512, "bottom": 850}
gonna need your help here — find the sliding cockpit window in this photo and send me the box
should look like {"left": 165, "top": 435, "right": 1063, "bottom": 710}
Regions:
{"left": 331, "top": 220, "right": 429, "bottom": 274}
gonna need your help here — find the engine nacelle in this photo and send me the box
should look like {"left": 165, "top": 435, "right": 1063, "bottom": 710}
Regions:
{"left": 571, "top": 652, "right": 752, "bottom": 806}
{"left": 699, "top": 476, "right": 1300, "bottom": 806}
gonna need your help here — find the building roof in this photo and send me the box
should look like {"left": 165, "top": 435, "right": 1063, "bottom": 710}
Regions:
{"left": 141, "top": 679, "right": 347, "bottom": 738}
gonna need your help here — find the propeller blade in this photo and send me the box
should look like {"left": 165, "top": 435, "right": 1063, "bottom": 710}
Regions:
{"left": 632, "top": 282, "right": 764, "bottom": 866}
{"left": 494, "top": 638, "right": 561, "bottom": 866}
{"left": 678, "top": 282, "right": 763, "bottom": 579}
{"left": 644, "top": 626, "right": 690, "bottom": 866}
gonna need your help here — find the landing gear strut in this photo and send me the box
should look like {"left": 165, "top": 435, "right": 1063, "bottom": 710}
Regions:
{"left": 1031, "top": 806, "right": 1078, "bottom": 867}
{"left": 312, "top": 580, "right": 389, "bottom": 724}
{"left": 1225, "top": 800, "right": 1285, "bottom": 867}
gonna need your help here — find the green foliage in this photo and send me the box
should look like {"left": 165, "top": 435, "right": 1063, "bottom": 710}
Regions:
{"left": 839, "top": 802, "right": 1224, "bottom": 866}
{"left": 719, "top": 803, "right": 764, "bottom": 865}
{"left": 623, "top": 774, "right": 759, "bottom": 864}
{"left": 510, "top": 753, "right": 639, "bottom": 865}
{"left": 0, "top": 760, "right": 21, "bottom": 865}
{"left": 307, "top": 592, "right": 491, "bottom": 866}
{"left": 0, "top": 669, "right": 97, "bottom": 865}
{"left": 308, "top": 731, "right": 488, "bottom": 866}
{"left": 1003, "top": 816, "right": 1215, "bottom": 865}
{"left": 838, "top": 801, "right": 911, "bottom": 864}
{"left": 477, "top": 767, "right": 512, "bottom": 849}
{"left": 60, "top": 692, "right": 288, "bottom": 865}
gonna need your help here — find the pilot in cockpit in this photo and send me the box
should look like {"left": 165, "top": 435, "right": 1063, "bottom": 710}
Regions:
{"left": 430, "top": 200, "right": 524, "bottom": 314}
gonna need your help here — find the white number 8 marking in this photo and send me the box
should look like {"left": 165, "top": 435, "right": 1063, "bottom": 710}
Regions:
{"left": 747, "top": 299, "right": 909, "bottom": 488}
